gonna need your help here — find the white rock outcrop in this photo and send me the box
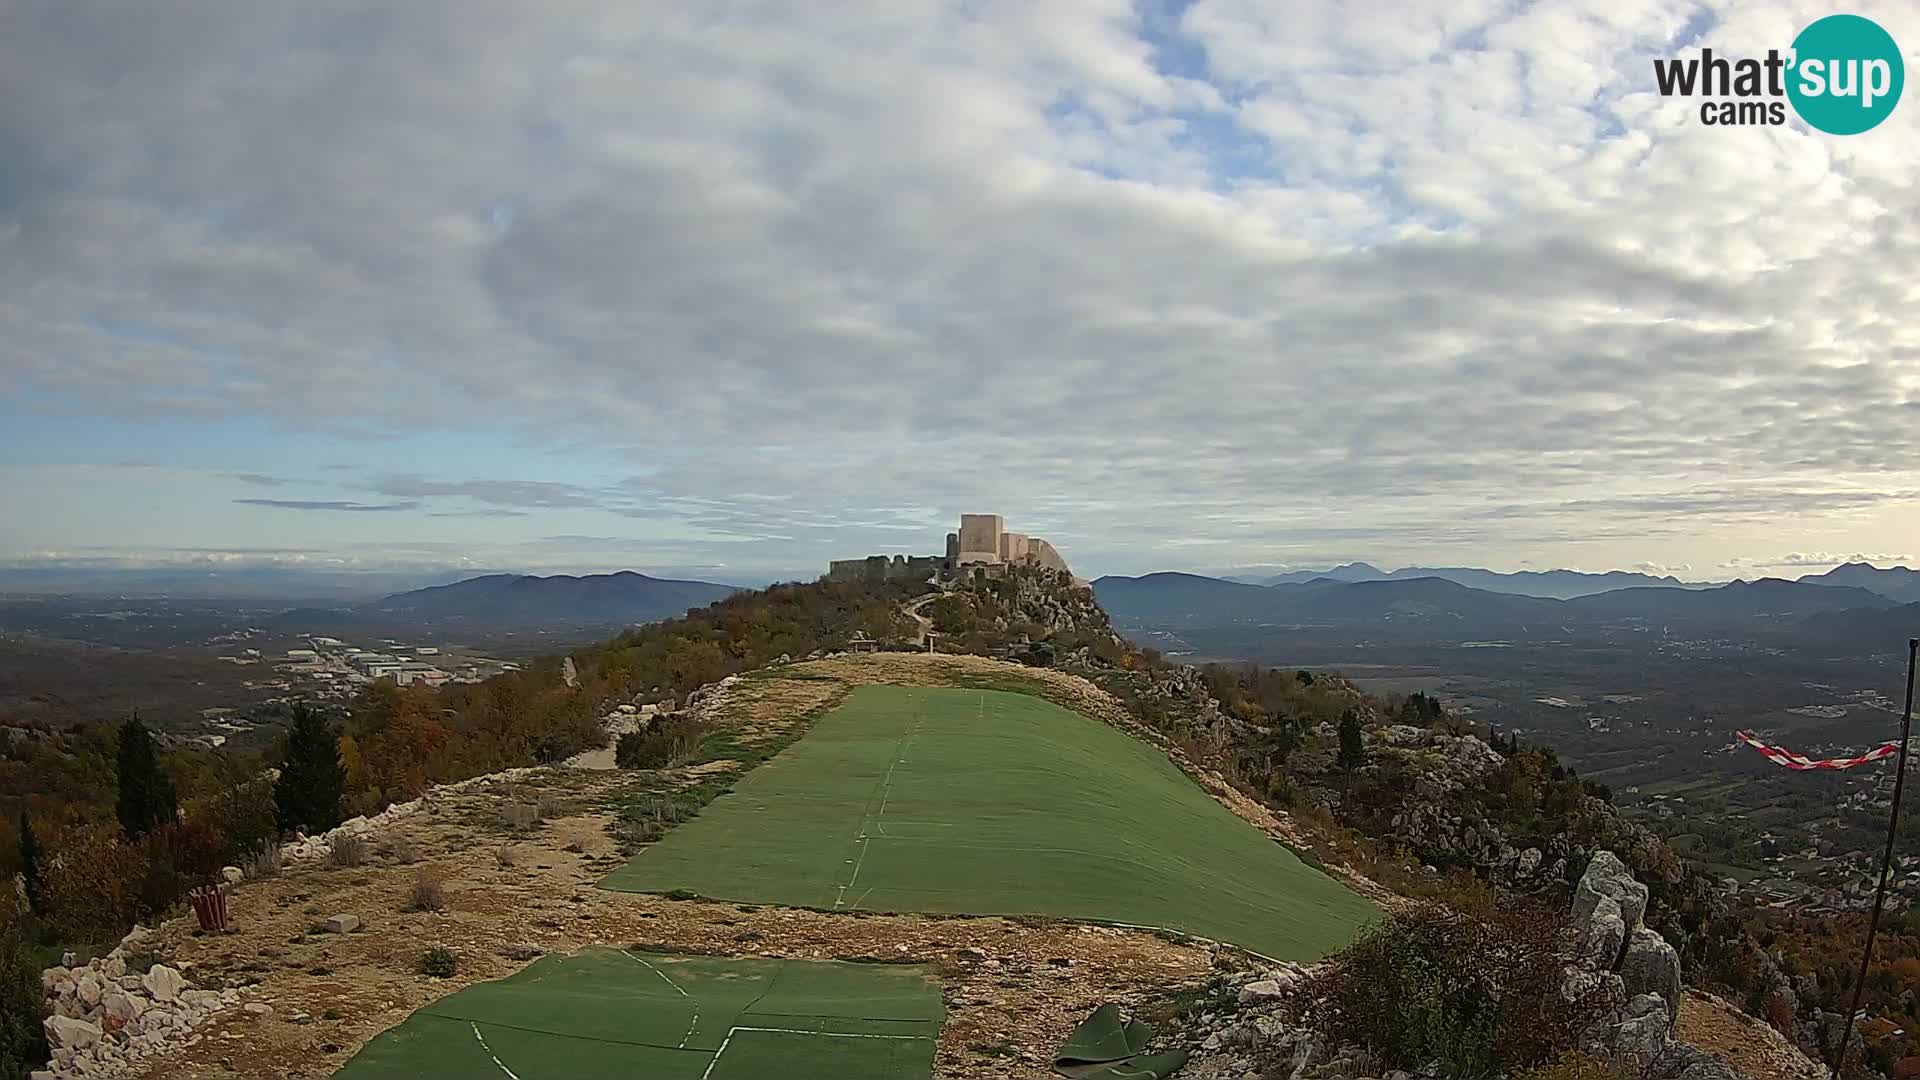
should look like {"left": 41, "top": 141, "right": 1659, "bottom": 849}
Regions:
{"left": 39, "top": 937, "right": 246, "bottom": 1079}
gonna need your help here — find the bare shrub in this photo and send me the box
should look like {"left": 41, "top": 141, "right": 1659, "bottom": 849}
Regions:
{"left": 537, "top": 795, "right": 565, "bottom": 820}
{"left": 1515, "top": 1052, "right": 1630, "bottom": 1080}
{"left": 327, "top": 834, "right": 368, "bottom": 869}
{"left": 410, "top": 867, "right": 447, "bottom": 912}
{"left": 1305, "top": 901, "right": 1618, "bottom": 1079}
{"left": 383, "top": 838, "right": 421, "bottom": 865}
{"left": 243, "top": 844, "right": 282, "bottom": 881}
{"left": 495, "top": 847, "right": 518, "bottom": 869}
{"left": 501, "top": 803, "right": 539, "bottom": 829}
{"left": 615, "top": 716, "right": 708, "bottom": 769}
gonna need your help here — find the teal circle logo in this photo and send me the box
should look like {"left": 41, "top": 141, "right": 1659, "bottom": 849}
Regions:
{"left": 1787, "top": 14, "right": 1904, "bottom": 134}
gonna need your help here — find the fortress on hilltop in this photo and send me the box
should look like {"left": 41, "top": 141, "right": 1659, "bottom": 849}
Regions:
{"left": 826, "top": 512, "right": 1069, "bottom": 583}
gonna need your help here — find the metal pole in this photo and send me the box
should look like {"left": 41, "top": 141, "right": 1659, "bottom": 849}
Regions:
{"left": 1829, "top": 638, "right": 1917, "bottom": 1077}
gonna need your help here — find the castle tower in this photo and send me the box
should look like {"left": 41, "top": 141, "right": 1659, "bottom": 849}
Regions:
{"left": 957, "top": 514, "right": 1005, "bottom": 565}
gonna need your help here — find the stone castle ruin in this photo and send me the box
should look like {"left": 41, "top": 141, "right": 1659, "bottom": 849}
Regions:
{"left": 826, "top": 513, "right": 1069, "bottom": 583}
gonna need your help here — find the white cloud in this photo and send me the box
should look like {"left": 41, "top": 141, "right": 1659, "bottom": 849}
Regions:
{"left": 1722, "top": 551, "right": 1915, "bottom": 570}
{"left": 3, "top": 1, "right": 1920, "bottom": 576}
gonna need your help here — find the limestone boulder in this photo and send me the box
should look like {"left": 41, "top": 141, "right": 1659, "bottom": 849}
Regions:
{"left": 1574, "top": 850, "right": 1648, "bottom": 934}
{"left": 1620, "top": 928, "right": 1681, "bottom": 1029}
{"left": 142, "top": 964, "right": 186, "bottom": 1003}
{"left": 1614, "top": 993, "right": 1672, "bottom": 1058}
{"left": 1237, "top": 978, "right": 1290, "bottom": 1005}
{"left": 44, "top": 1015, "right": 102, "bottom": 1050}
{"left": 101, "top": 991, "right": 146, "bottom": 1025}
{"left": 1580, "top": 895, "right": 1628, "bottom": 969}
{"left": 75, "top": 970, "right": 104, "bottom": 1006}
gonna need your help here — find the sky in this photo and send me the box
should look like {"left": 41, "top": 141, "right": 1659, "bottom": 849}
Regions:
{"left": 4, "top": 1, "right": 1920, "bottom": 587}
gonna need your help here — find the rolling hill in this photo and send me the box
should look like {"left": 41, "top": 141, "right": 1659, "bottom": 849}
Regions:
{"left": 1234, "top": 563, "right": 1701, "bottom": 598}
{"left": 370, "top": 571, "right": 738, "bottom": 625}
{"left": 1562, "top": 578, "right": 1893, "bottom": 623}
{"left": 1096, "top": 570, "right": 1901, "bottom": 644}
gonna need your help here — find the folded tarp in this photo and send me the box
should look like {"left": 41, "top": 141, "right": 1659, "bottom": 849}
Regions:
{"left": 1054, "top": 1003, "right": 1189, "bottom": 1080}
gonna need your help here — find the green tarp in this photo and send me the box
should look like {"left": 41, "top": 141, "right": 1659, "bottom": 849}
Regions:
{"left": 332, "top": 949, "right": 944, "bottom": 1080}
{"left": 604, "top": 685, "right": 1375, "bottom": 962}
{"left": 1054, "top": 1003, "right": 1189, "bottom": 1080}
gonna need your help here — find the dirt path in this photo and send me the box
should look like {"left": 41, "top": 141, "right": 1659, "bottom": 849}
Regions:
{"left": 903, "top": 591, "right": 941, "bottom": 646}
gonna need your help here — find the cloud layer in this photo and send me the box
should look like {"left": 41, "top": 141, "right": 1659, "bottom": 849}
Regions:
{"left": 4, "top": 1, "right": 1919, "bottom": 577}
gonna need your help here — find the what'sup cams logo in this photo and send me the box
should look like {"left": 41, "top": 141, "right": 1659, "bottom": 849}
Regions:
{"left": 1654, "top": 14, "right": 1904, "bottom": 133}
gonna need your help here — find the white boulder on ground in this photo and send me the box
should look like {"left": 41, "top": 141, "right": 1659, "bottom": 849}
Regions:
{"left": 43, "top": 1015, "right": 101, "bottom": 1050}
{"left": 40, "top": 942, "right": 247, "bottom": 1079}
{"left": 140, "top": 964, "right": 185, "bottom": 1003}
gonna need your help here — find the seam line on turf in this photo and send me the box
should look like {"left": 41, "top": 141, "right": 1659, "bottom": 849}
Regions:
{"left": 470, "top": 1023, "right": 522, "bottom": 1080}
{"left": 834, "top": 698, "right": 922, "bottom": 909}
{"left": 623, "top": 951, "right": 701, "bottom": 1048}
{"left": 700, "top": 1024, "right": 933, "bottom": 1080}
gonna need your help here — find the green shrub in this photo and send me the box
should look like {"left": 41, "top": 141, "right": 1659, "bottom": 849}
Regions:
{"left": 204, "top": 776, "right": 280, "bottom": 865}
{"left": 0, "top": 906, "right": 49, "bottom": 1079}
{"left": 1306, "top": 902, "right": 1617, "bottom": 1079}
{"left": 418, "top": 945, "right": 457, "bottom": 978}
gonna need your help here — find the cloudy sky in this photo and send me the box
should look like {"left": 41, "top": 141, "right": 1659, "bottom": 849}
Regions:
{"left": 4, "top": 1, "right": 1919, "bottom": 587}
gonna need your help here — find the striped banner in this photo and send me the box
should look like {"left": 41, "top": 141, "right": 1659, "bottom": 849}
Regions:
{"left": 1734, "top": 729, "right": 1902, "bottom": 771}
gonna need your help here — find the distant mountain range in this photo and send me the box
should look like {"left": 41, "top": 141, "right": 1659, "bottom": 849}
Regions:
{"left": 265, "top": 571, "right": 740, "bottom": 636}
{"left": 1226, "top": 562, "right": 1701, "bottom": 599}
{"left": 1214, "top": 560, "right": 1920, "bottom": 604}
{"left": 1796, "top": 562, "right": 1920, "bottom": 604}
{"left": 368, "top": 571, "right": 739, "bottom": 625}
{"left": 1094, "top": 568, "right": 1908, "bottom": 645}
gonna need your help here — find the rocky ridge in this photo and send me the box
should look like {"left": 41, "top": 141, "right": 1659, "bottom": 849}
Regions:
{"left": 1172, "top": 850, "right": 1818, "bottom": 1080}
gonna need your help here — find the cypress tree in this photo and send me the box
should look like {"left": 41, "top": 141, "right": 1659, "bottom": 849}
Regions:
{"left": 16, "top": 813, "right": 39, "bottom": 914}
{"left": 115, "top": 715, "right": 178, "bottom": 840}
{"left": 1337, "top": 709, "right": 1367, "bottom": 773}
{"left": 275, "top": 704, "right": 346, "bottom": 835}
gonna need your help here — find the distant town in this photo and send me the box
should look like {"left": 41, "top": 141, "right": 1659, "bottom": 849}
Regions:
{"left": 183, "top": 635, "right": 525, "bottom": 748}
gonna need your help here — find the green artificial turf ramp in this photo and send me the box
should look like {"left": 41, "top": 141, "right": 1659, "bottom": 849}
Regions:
{"left": 603, "top": 685, "right": 1375, "bottom": 960}
{"left": 331, "top": 948, "right": 943, "bottom": 1080}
